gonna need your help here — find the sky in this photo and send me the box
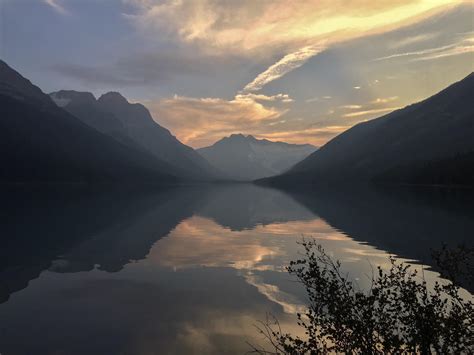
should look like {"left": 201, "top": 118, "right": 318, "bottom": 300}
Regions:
{"left": 1, "top": 0, "right": 473, "bottom": 148}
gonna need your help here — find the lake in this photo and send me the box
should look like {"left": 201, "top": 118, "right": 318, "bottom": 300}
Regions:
{"left": 0, "top": 184, "right": 472, "bottom": 354}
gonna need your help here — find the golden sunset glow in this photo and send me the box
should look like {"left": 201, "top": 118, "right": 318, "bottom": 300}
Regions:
{"left": 123, "top": 0, "right": 474, "bottom": 147}
{"left": 1, "top": 2, "right": 473, "bottom": 353}
{"left": 14, "top": 0, "right": 470, "bottom": 148}
{"left": 128, "top": 0, "right": 464, "bottom": 53}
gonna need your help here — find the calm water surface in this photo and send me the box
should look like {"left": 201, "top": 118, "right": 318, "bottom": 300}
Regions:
{"left": 0, "top": 184, "right": 472, "bottom": 354}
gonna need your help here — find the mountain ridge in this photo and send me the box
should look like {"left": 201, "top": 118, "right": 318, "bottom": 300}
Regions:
{"left": 0, "top": 60, "right": 178, "bottom": 183}
{"left": 96, "top": 91, "right": 224, "bottom": 181}
{"left": 259, "top": 72, "right": 474, "bottom": 186}
{"left": 48, "top": 89, "right": 224, "bottom": 181}
{"left": 198, "top": 134, "right": 317, "bottom": 181}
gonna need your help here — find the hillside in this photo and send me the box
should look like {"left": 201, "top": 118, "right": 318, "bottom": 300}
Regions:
{"left": 0, "top": 60, "right": 178, "bottom": 184}
{"left": 260, "top": 73, "right": 474, "bottom": 186}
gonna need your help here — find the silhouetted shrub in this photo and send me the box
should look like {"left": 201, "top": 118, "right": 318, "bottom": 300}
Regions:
{"left": 250, "top": 241, "right": 473, "bottom": 354}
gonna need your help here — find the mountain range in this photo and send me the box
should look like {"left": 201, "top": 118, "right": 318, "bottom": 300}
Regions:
{"left": 49, "top": 90, "right": 221, "bottom": 181}
{"left": 197, "top": 134, "right": 317, "bottom": 181}
{"left": 259, "top": 72, "right": 474, "bottom": 186}
{"left": 1, "top": 58, "right": 473, "bottom": 187}
{"left": 0, "top": 60, "right": 178, "bottom": 183}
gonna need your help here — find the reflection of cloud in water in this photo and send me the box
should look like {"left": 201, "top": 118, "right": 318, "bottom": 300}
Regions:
{"left": 243, "top": 271, "right": 306, "bottom": 314}
{"left": 168, "top": 311, "right": 304, "bottom": 354}
{"left": 2, "top": 185, "right": 472, "bottom": 354}
{"left": 148, "top": 215, "right": 444, "bottom": 313}
{"left": 147, "top": 216, "right": 285, "bottom": 271}
{"left": 149, "top": 216, "right": 398, "bottom": 272}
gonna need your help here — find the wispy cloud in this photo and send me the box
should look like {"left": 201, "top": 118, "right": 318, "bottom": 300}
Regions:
{"left": 260, "top": 126, "right": 352, "bottom": 145}
{"left": 329, "top": 96, "right": 402, "bottom": 121}
{"left": 342, "top": 107, "right": 400, "bottom": 118}
{"left": 44, "top": 0, "right": 69, "bottom": 15}
{"left": 126, "top": 0, "right": 459, "bottom": 54}
{"left": 370, "top": 96, "right": 399, "bottom": 104}
{"left": 375, "top": 35, "right": 473, "bottom": 61}
{"left": 126, "top": 0, "right": 460, "bottom": 92}
{"left": 389, "top": 33, "right": 440, "bottom": 49}
{"left": 305, "top": 96, "right": 332, "bottom": 103}
{"left": 242, "top": 44, "right": 327, "bottom": 92}
{"left": 235, "top": 93, "right": 294, "bottom": 103}
{"left": 341, "top": 105, "right": 363, "bottom": 110}
{"left": 412, "top": 43, "right": 474, "bottom": 61}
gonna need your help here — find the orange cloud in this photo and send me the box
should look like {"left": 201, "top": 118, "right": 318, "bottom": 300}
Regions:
{"left": 147, "top": 93, "right": 291, "bottom": 148}
{"left": 342, "top": 107, "right": 401, "bottom": 118}
{"left": 144, "top": 90, "right": 362, "bottom": 148}
{"left": 258, "top": 126, "right": 353, "bottom": 147}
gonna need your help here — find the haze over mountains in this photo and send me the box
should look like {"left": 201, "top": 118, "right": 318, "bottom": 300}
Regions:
{"left": 260, "top": 72, "right": 474, "bottom": 187}
{"left": 198, "top": 134, "right": 317, "bottom": 181}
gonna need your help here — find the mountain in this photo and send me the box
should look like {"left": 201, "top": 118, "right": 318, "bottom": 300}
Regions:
{"left": 197, "top": 134, "right": 317, "bottom": 181}
{"left": 0, "top": 60, "right": 53, "bottom": 108}
{"left": 49, "top": 90, "right": 222, "bottom": 181}
{"left": 95, "top": 92, "right": 223, "bottom": 181}
{"left": 0, "top": 185, "right": 207, "bottom": 303}
{"left": 0, "top": 60, "right": 178, "bottom": 183}
{"left": 49, "top": 90, "right": 138, "bottom": 148}
{"left": 260, "top": 73, "right": 474, "bottom": 186}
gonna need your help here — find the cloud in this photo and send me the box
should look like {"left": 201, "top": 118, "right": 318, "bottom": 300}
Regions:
{"left": 389, "top": 33, "right": 440, "bottom": 49}
{"left": 411, "top": 42, "right": 474, "bottom": 61}
{"left": 51, "top": 50, "right": 241, "bottom": 87}
{"left": 125, "top": 0, "right": 462, "bottom": 91}
{"left": 125, "top": 0, "right": 460, "bottom": 55}
{"left": 341, "top": 105, "right": 363, "bottom": 110}
{"left": 305, "top": 96, "right": 332, "bottom": 103}
{"left": 258, "top": 126, "right": 352, "bottom": 145}
{"left": 144, "top": 91, "right": 351, "bottom": 147}
{"left": 235, "top": 93, "right": 294, "bottom": 103}
{"left": 242, "top": 44, "right": 327, "bottom": 92}
{"left": 51, "top": 63, "right": 142, "bottom": 86}
{"left": 328, "top": 96, "right": 402, "bottom": 121}
{"left": 370, "top": 96, "right": 399, "bottom": 104}
{"left": 375, "top": 35, "right": 473, "bottom": 61}
{"left": 147, "top": 93, "right": 291, "bottom": 147}
{"left": 44, "top": 0, "right": 69, "bottom": 15}
{"left": 342, "top": 107, "right": 400, "bottom": 118}
{"left": 146, "top": 90, "right": 405, "bottom": 148}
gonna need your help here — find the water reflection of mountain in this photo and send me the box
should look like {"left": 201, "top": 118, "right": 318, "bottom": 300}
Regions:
{"left": 50, "top": 188, "right": 207, "bottom": 274}
{"left": 2, "top": 183, "right": 472, "bottom": 304}
{"left": 0, "top": 186, "right": 205, "bottom": 303}
{"left": 197, "top": 184, "right": 315, "bottom": 231}
{"left": 281, "top": 185, "right": 474, "bottom": 267}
